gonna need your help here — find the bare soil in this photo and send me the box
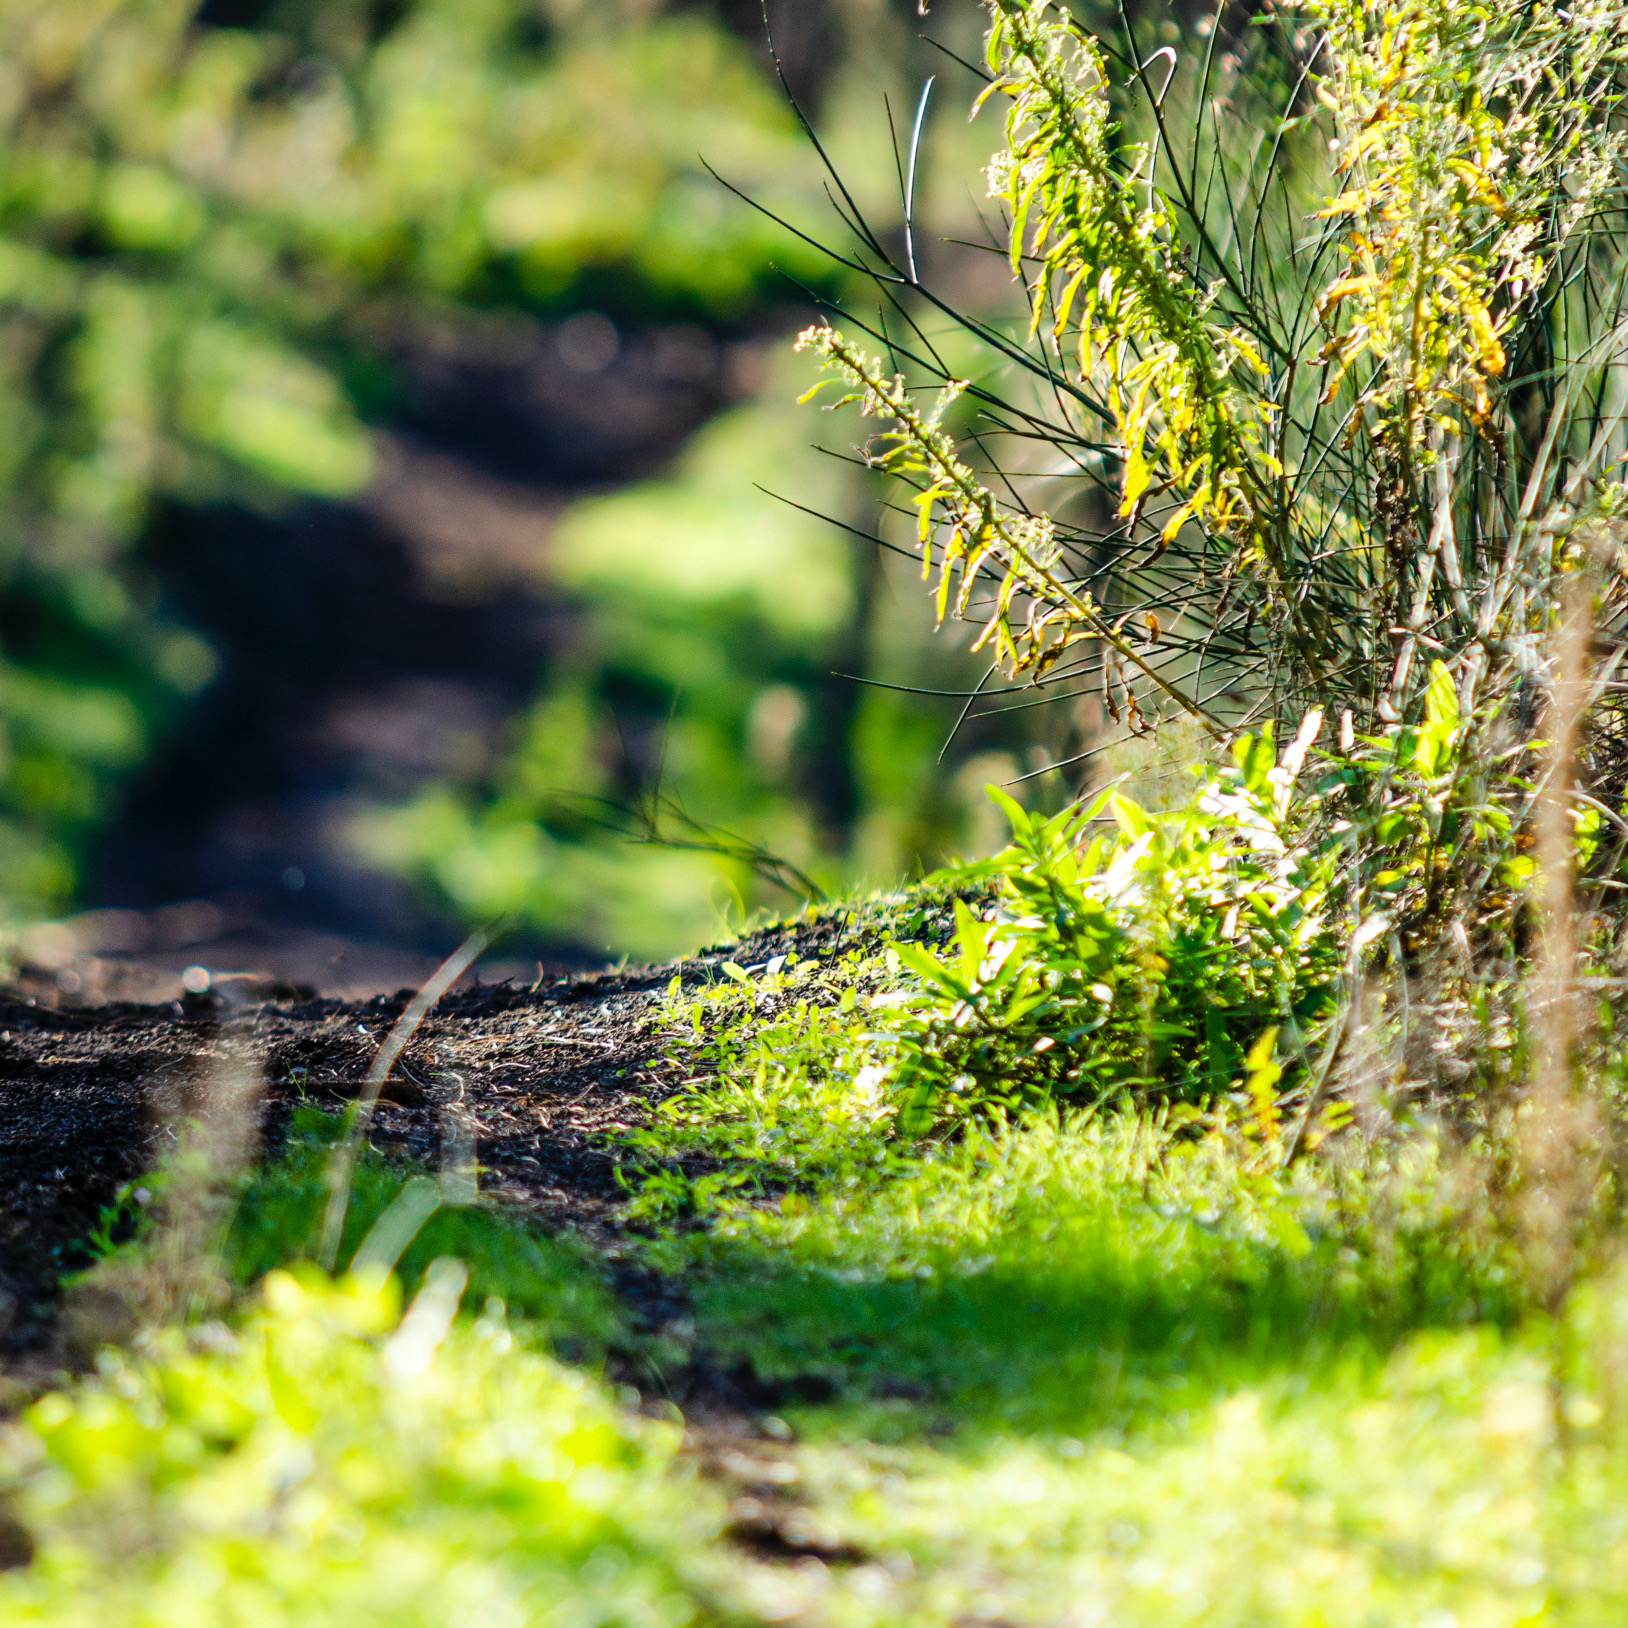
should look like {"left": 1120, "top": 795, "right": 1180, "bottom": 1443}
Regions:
{"left": 0, "top": 910, "right": 871, "bottom": 1363}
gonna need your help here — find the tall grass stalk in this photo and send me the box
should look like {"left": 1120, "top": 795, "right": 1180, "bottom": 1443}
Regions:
{"left": 318, "top": 927, "right": 491, "bottom": 1271}
{"left": 1520, "top": 570, "right": 1607, "bottom": 1326}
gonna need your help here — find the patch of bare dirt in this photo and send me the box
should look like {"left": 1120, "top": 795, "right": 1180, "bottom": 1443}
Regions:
{"left": 0, "top": 905, "right": 892, "bottom": 1360}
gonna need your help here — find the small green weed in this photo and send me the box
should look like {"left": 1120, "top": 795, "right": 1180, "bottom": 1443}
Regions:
{"left": 81, "top": 1175, "right": 162, "bottom": 1263}
{"left": 617, "top": 944, "right": 923, "bottom": 1219}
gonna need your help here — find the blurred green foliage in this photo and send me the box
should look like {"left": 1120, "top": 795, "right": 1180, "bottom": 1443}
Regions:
{"left": 1, "top": 1264, "right": 731, "bottom": 1627}
{"left": 351, "top": 346, "right": 1049, "bottom": 959}
{"left": 0, "top": 0, "right": 845, "bottom": 925}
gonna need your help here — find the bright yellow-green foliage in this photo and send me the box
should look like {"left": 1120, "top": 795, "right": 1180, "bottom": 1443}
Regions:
{"left": 1312, "top": 0, "right": 1628, "bottom": 445}
{"left": 622, "top": 700, "right": 1521, "bottom": 1163}
{"left": 882, "top": 735, "right": 1343, "bottom": 1125}
{"left": 795, "top": 323, "right": 1224, "bottom": 733}
{"left": 0, "top": 1266, "right": 728, "bottom": 1628}
{"left": 795, "top": 0, "right": 1284, "bottom": 719}
{"left": 794, "top": 0, "right": 1628, "bottom": 751}
{"left": 795, "top": 328, "right": 1061, "bottom": 661}
{"left": 982, "top": 0, "right": 1274, "bottom": 544}
{"left": 740, "top": 1330, "right": 1569, "bottom": 1627}
{"left": 214, "top": 1105, "right": 628, "bottom": 1348}
{"left": 664, "top": 1108, "right": 1520, "bottom": 1397}
{"left": 634, "top": 1110, "right": 1628, "bottom": 1628}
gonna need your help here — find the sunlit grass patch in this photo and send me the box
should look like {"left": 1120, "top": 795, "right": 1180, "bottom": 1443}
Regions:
{"left": 641, "top": 1110, "right": 1628, "bottom": 1627}
{"left": 653, "top": 1109, "right": 1522, "bottom": 1433}
{"left": 736, "top": 1329, "right": 1562, "bottom": 1628}
{"left": 617, "top": 938, "right": 930, "bottom": 1215}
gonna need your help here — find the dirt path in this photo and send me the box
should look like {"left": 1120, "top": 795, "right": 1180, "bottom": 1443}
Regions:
{"left": 0, "top": 912, "right": 864, "bottom": 1362}
{"left": 0, "top": 971, "right": 649, "bottom": 1357}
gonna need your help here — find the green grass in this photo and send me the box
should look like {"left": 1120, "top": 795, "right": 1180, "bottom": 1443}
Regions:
{"left": 727, "top": 1327, "right": 1571, "bottom": 1627}
{"left": 651, "top": 1109, "right": 1523, "bottom": 1423}
{"left": 601, "top": 956, "right": 1628, "bottom": 1626}
{"left": 619, "top": 1088, "right": 1628, "bottom": 1628}
{"left": 226, "top": 1108, "right": 625, "bottom": 1355}
{"left": 14, "top": 933, "right": 1628, "bottom": 1624}
{"left": 83, "top": 1106, "right": 626, "bottom": 1356}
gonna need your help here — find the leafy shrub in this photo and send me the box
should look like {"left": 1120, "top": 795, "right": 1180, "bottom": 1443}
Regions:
{"left": 786, "top": 0, "right": 1628, "bottom": 1092}
{"left": 797, "top": 0, "right": 1628, "bottom": 742}
{"left": 624, "top": 662, "right": 1559, "bottom": 1184}
{"left": 886, "top": 726, "right": 1342, "bottom": 1126}
{"left": 620, "top": 728, "right": 1344, "bottom": 1191}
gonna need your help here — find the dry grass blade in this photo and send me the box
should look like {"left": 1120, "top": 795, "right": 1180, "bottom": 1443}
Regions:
{"left": 318, "top": 928, "right": 491, "bottom": 1272}
{"left": 67, "top": 1050, "right": 265, "bottom": 1344}
{"left": 1518, "top": 569, "right": 1606, "bottom": 1320}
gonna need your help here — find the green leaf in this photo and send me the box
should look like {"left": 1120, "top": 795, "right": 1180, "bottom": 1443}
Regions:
{"left": 892, "top": 941, "right": 972, "bottom": 1000}
{"left": 985, "top": 782, "right": 1032, "bottom": 840}
{"left": 1423, "top": 660, "right": 1459, "bottom": 736}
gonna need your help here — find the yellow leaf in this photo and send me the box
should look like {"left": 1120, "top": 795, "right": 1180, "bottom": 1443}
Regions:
{"left": 1316, "top": 188, "right": 1372, "bottom": 218}
{"left": 1347, "top": 124, "right": 1390, "bottom": 164}
{"left": 1118, "top": 443, "right": 1152, "bottom": 516}
{"left": 1160, "top": 501, "right": 1196, "bottom": 545}
{"left": 1463, "top": 296, "right": 1506, "bottom": 376}
{"left": 1315, "top": 274, "right": 1377, "bottom": 316}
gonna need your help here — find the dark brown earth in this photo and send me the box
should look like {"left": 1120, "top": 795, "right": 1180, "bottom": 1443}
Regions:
{"left": 0, "top": 910, "right": 875, "bottom": 1363}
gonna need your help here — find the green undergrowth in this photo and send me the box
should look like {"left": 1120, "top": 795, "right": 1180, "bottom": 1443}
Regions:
{"left": 583, "top": 721, "right": 1628, "bottom": 1623}
{"left": 13, "top": 1031, "right": 1628, "bottom": 1623}
{"left": 725, "top": 1313, "right": 1626, "bottom": 1627}
{"left": 616, "top": 1088, "right": 1628, "bottom": 1627}
{"left": 0, "top": 1115, "right": 716, "bottom": 1626}
{"left": 10, "top": 754, "right": 1628, "bottom": 1623}
{"left": 646, "top": 1109, "right": 1524, "bottom": 1425}
{"left": 617, "top": 1080, "right": 1628, "bottom": 1627}
{"left": 617, "top": 728, "right": 1353, "bottom": 1217}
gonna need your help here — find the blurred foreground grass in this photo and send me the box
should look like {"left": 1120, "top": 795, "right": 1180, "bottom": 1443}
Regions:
{"left": 3, "top": 1268, "right": 723, "bottom": 1627}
